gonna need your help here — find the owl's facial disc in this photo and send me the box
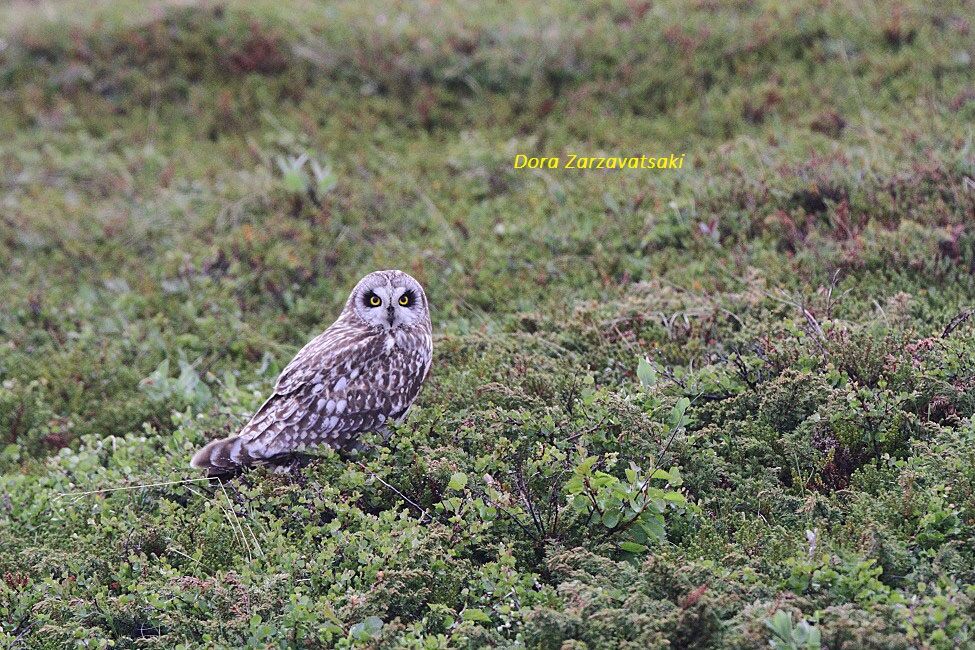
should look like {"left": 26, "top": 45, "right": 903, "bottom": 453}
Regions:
{"left": 388, "top": 285, "right": 422, "bottom": 328}
{"left": 349, "top": 270, "right": 427, "bottom": 331}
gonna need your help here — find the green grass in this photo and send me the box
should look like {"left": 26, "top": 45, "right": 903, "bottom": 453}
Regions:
{"left": 1, "top": 0, "right": 975, "bottom": 647}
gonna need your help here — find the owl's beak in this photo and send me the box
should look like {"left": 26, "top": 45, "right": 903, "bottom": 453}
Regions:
{"left": 386, "top": 305, "right": 395, "bottom": 326}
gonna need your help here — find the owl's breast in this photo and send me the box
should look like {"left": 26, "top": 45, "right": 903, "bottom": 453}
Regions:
{"left": 392, "top": 327, "right": 431, "bottom": 351}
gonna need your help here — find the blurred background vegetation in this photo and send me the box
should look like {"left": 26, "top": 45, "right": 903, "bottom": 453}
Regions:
{"left": 1, "top": 0, "right": 974, "bottom": 647}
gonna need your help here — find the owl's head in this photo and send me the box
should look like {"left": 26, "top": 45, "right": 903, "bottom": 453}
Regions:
{"left": 345, "top": 270, "right": 430, "bottom": 331}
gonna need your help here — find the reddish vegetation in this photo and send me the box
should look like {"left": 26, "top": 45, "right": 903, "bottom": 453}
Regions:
{"left": 224, "top": 22, "right": 289, "bottom": 75}
{"left": 41, "top": 432, "right": 68, "bottom": 450}
{"left": 810, "top": 110, "right": 846, "bottom": 138}
{"left": 680, "top": 583, "right": 709, "bottom": 609}
{"left": 4, "top": 572, "right": 29, "bottom": 590}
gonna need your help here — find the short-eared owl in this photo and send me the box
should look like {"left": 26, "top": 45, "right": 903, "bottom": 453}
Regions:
{"left": 191, "top": 270, "right": 432, "bottom": 473}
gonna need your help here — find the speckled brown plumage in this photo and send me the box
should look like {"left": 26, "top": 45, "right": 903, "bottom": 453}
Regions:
{"left": 191, "top": 270, "right": 432, "bottom": 474}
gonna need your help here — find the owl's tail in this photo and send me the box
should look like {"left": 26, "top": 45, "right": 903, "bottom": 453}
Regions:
{"left": 190, "top": 435, "right": 261, "bottom": 474}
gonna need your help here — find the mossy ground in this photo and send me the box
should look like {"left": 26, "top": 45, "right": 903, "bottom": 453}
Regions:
{"left": 1, "top": 0, "right": 974, "bottom": 647}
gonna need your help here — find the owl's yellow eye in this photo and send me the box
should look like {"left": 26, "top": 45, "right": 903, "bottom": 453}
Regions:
{"left": 368, "top": 294, "right": 382, "bottom": 307}
{"left": 399, "top": 294, "right": 411, "bottom": 306}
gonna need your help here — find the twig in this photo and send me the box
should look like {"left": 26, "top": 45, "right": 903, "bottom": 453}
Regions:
{"left": 566, "top": 415, "right": 608, "bottom": 442}
{"left": 9, "top": 618, "right": 33, "bottom": 649}
{"left": 514, "top": 465, "right": 546, "bottom": 539}
{"left": 825, "top": 269, "right": 842, "bottom": 320}
{"left": 216, "top": 479, "right": 255, "bottom": 562}
{"left": 54, "top": 477, "right": 213, "bottom": 502}
{"left": 801, "top": 306, "right": 826, "bottom": 342}
{"left": 480, "top": 492, "right": 537, "bottom": 539}
{"left": 228, "top": 481, "right": 267, "bottom": 561}
{"left": 167, "top": 547, "right": 214, "bottom": 574}
{"left": 182, "top": 484, "right": 248, "bottom": 562}
{"left": 942, "top": 308, "right": 973, "bottom": 338}
{"left": 355, "top": 461, "right": 431, "bottom": 522}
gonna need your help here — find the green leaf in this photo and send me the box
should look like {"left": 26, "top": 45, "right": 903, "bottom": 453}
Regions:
{"left": 462, "top": 608, "right": 492, "bottom": 623}
{"left": 630, "top": 524, "right": 649, "bottom": 544}
{"left": 619, "top": 541, "right": 648, "bottom": 553}
{"left": 571, "top": 495, "right": 590, "bottom": 512}
{"left": 766, "top": 610, "right": 793, "bottom": 640}
{"left": 668, "top": 397, "right": 691, "bottom": 429}
{"left": 315, "top": 170, "right": 337, "bottom": 195}
{"left": 362, "top": 616, "right": 383, "bottom": 634}
{"left": 668, "top": 466, "right": 683, "bottom": 486}
{"left": 576, "top": 456, "right": 597, "bottom": 476}
{"left": 650, "top": 468, "right": 671, "bottom": 481}
{"left": 447, "top": 472, "right": 468, "bottom": 491}
{"left": 565, "top": 476, "right": 585, "bottom": 493}
{"left": 592, "top": 472, "right": 616, "bottom": 488}
{"left": 663, "top": 491, "right": 687, "bottom": 505}
{"left": 281, "top": 169, "right": 307, "bottom": 193}
{"left": 637, "top": 357, "right": 657, "bottom": 388}
{"left": 640, "top": 515, "right": 665, "bottom": 540}
{"left": 602, "top": 509, "right": 621, "bottom": 529}
{"left": 176, "top": 359, "right": 212, "bottom": 409}
{"left": 350, "top": 615, "right": 384, "bottom": 639}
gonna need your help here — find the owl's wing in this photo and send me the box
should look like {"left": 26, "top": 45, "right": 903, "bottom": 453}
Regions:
{"left": 191, "top": 325, "right": 431, "bottom": 472}
{"left": 272, "top": 323, "right": 365, "bottom": 396}
{"left": 242, "top": 326, "right": 388, "bottom": 450}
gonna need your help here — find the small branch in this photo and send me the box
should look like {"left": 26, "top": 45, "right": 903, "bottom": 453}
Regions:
{"left": 355, "top": 461, "right": 431, "bottom": 522}
{"left": 942, "top": 308, "right": 973, "bottom": 339}
{"left": 566, "top": 415, "right": 608, "bottom": 442}
{"left": 9, "top": 617, "right": 33, "bottom": 649}
{"left": 54, "top": 477, "right": 214, "bottom": 503}
{"left": 515, "top": 467, "right": 546, "bottom": 539}
{"left": 825, "top": 269, "right": 842, "bottom": 320}
{"left": 480, "top": 490, "right": 537, "bottom": 539}
{"left": 801, "top": 306, "right": 826, "bottom": 342}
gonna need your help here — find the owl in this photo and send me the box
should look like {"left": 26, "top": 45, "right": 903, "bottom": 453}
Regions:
{"left": 191, "top": 270, "right": 432, "bottom": 474}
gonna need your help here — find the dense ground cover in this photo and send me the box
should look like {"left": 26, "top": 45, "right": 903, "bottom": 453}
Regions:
{"left": 1, "top": 0, "right": 974, "bottom": 646}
